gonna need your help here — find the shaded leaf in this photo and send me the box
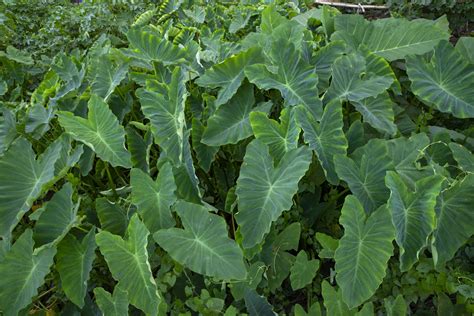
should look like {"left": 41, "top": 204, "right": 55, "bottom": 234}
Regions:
{"left": 290, "top": 251, "right": 320, "bottom": 290}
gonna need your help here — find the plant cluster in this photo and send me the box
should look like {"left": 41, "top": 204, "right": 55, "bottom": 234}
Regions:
{"left": 0, "top": 1, "right": 473, "bottom": 315}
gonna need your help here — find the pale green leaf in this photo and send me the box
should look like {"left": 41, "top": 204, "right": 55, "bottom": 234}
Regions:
{"left": 353, "top": 93, "right": 397, "bottom": 136}
{"left": 94, "top": 286, "right": 129, "bottom": 316}
{"left": 57, "top": 95, "right": 132, "bottom": 168}
{"left": 0, "top": 108, "right": 16, "bottom": 155}
{"left": 315, "top": 232, "right": 339, "bottom": 259}
{"left": 290, "top": 251, "right": 320, "bottom": 290}
{"left": 236, "top": 140, "right": 312, "bottom": 248}
{"left": 384, "top": 295, "right": 407, "bottom": 316}
{"left": 321, "top": 281, "right": 354, "bottom": 316}
{"left": 335, "top": 196, "right": 395, "bottom": 308}
{"left": 154, "top": 201, "right": 247, "bottom": 280}
{"left": 91, "top": 55, "right": 128, "bottom": 101}
{"left": 456, "top": 37, "right": 474, "bottom": 64}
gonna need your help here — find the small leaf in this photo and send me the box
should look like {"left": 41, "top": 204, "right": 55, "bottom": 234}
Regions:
{"left": 95, "top": 198, "right": 128, "bottom": 236}
{"left": 321, "top": 280, "right": 354, "bottom": 316}
{"left": 244, "top": 288, "right": 276, "bottom": 316}
{"left": 94, "top": 286, "right": 129, "bottom": 316}
{"left": 290, "top": 251, "right": 320, "bottom": 290}
{"left": 449, "top": 143, "right": 474, "bottom": 173}
{"left": 90, "top": 55, "right": 128, "bottom": 101}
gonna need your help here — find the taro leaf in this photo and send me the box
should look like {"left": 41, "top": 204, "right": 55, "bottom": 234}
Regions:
{"left": 244, "top": 288, "right": 276, "bottom": 316}
{"left": 130, "top": 162, "right": 177, "bottom": 233}
{"left": 201, "top": 83, "right": 272, "bottom": 146}
{"left": 125, "top": 28, "right": 187, "bottom": 65}
{"left": 5, "top": 45, "right": 34, "bottom": 65}
{"left": 0, "top": 230, "right": 56, "bottom": 316}
{"left": 0, "top": 137, "right": 62, "bottom": 240}
{"left": 406, "top": 40, "right": 474, "bottom": 118}
{"left": 335, "top": 196, "right": 395, "bottom": 308}
{"left": 385, "top": 171, "right": 444, "bottom": 271}
{"left": 90, "top": 55, "right": 128, "bottom": 101}
{"left": 245, "top": 38, "right": 323, "bottom": 119}
{"left": 250, "top": 107, "right": 301, "bottom": 163}
{"left": 94, "top": 286, "right": 129, "bottom": 316}
{"left": 236, "top": 140, "right": 312, "bottom": 248}
{"left": 195, "top": 47, "right": 263, "bottom": 106}
{"left": 335, "top": 139, "right": 393, "bottom": 214}
{"left": 384, "top": 294, "right": 407, "bottom": 316}
{"left": 53, "top": 134, "right": 84, "bottom": 178}
{"left": 30, "top": 71, "right": 59, "bottom": 106}
{"left": 456, "top": 37, "right": 474, "bottom": 64}
{"left": 315, "top": 232, "right": 339, "bottom": 259}
{"left": 324, "top": 53, "right": 393, "bottom": 104}
{"left": 0, "top": 108, "right": 16, "bottom": 155}
{"left": 332, "top": 15, "right": 449, "bottom": 61}
{"left": 126, "top": 126, "right": 152, "bottom": 173}
{"left": 0, "top": 80, "right": 7, "bottom": 96}
{"left": 290, "top": 251, "right": 320, "bottom": 290}
{"left": 449, "top": 143, "right": 474, "bottom": 173}
{"left": 136, "top": 67, "right": 186, "bottom": 163}
{"left": 56, "top": 229, "right": 96, "bottom": 308}
{"left": 96, "top": 214, "right": 161, "bottom": 315}
{"left": 296, "top": 100, "right": 347, "bottom": 185}
{"left": 353, "top": 93, "right": 397, "bottom": 136}
{"left": 95, "top": 198, "right": 128, "bottom": 236}
{"left": 361, "top": 45, "right": 401, "bottom": 95}
{"left": 25, "top": 104, "right": 54, "bottom": 139}
{"left": 321, "top": 280, "right": 354, "bottom": 316}
{"left": 154, "top": 201, "right": 247, "bottom": 280}
{"left": 191, "top": 118, "right": 218, "bottom": 172}
{"left": 294, "top": 303, "right": 322, "bottom": 316}
{"left": 432, "top": 174, "right": 474, "bottom": 269}
{"left": 312, "top": 41, "right": 346, "bottom": 92}
{"left": 57, "top": 94, "right": 132, "bottom": 168}
{"left": 33, "top": 182, "right": 78, "bottom": 248}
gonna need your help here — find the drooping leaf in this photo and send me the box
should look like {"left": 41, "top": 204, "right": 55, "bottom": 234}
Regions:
{"left": 385, "top": 171, "right": 444, "bottom": 271}
{"left": 136, "top": 67, "right": 187, "bottom": 163}
{"left": 154, "top": 201, "right": 247, "bottom": 280}
{"left": 96, "top": 214, "right": 161, "bottom": 315}
{"left": 335, "top": 196, "right": 395, "bottom": 308}
{"left": 90, "top": 55, "right": 128, "bottom": 101}
{"left": 335, "top": 139, "right": 393, "bottom": 214}
{"left": 57, "top": 94, "right": 132, "bottom": 168}
{"left": 0, "top": 108, "right": 17, "bottom": 155}
{"left": 191, "top": 118, "right": 219, "bottom": 172}
{"left": 455, "top": 37, "right": 474, "bottom": 64}
{"left": 406, "top": 40, "right": 474, "bottom": 118}
{"left": 201, "top": 83, "right": 272, "bottom": 146}
{"left": 244, "top": 288, "right": 276, "bottom": 316}
{"left": 0, "top": 137, "right": 62, "bottom": 240}
{"left": 290, "top": 250, "right": 320, "bottom": 290}
{"left": 432, "top": 174, "right": 474, "bottom": 269}
{"left": 296, "top": 100, "right": 347, "bottom": 185}
{"left": 449, "top": 143, "right": 474, "bottom": 173}
{"left": 126, "top": 126, "right": 152, "bottom": 173}
{"left": 245, "top": 38, "right": 323, "bottom": 119}
{"left": 33, "top": 182, "right": 78, "bottom": 247}
{"left": 95, "top": 198, "right": 129, "bottom": 236}
{"left": 56, "top": 229, "right": 96, "bottom": 308}
{"left": 0, "top": 230, "right": 56, "bottom": 315}
{"left": 236, "top": 140, "right": 312, "bottom": 248}
{"left": 313, "top": 41, "right": 346, "bottom": 92}
{"left": 130, "top": 162, "right": 177, "bottom": 233}
{"left": 353, "top": 93, "right": 397, "bottom": 136}
{"left": 94, "top": 286, "right": 129, "bottom": 316}
{"left": 196, "top": 47, "right": 263, "bottom": 106}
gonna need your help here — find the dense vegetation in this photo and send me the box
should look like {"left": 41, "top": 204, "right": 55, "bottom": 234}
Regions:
{"left": 0, "top": 0, "right": 473, "bottom": 315}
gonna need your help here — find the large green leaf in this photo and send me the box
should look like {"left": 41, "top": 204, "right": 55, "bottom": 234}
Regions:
{"left": 335, "top": 196, "right": 395, "bottom": 308}
{"left": 94, "top": 286, "right": 129, "bottom": 316}
{"left": 456, "top": 37, "right": 474, "bottom": 64}
{"left": 296, "top": 100, "right": 347, "bottom": 185}
{"left": 353, "top": 93, "right": 397, "bottom": 136}
{"left": 432, "top": 174, "right": 474, "bottom": 269}
{"left": 196, "top": 47, "right": 263, "bottom": 106}
{"left": 290, "top": 250, "right": 320, "bottom": 290}
{"left": 201, "top": 83, "right": 272, "bottom": 146}
{"left": 236, "top": 140, "right": 312, "bottom": 248}
{"left": 385, "top": 171, "right": 444, "bottom": 271}
{"left": 449, "top": 143, "right": 474, "bottom": 173}
{"left": 57, "top": 95, "right": 132, "bottom": 168}
{"left": 0, "top": 230, "right": 56, "bottom": 316}
{"left": 0, "top": 108, "right": 16, "bottom": 155}
{"left": 56, "top": 229, "right": 96, "bottom": 308}
{"left": 95, "top": 198, "right": 128, "bottom": 236}
{"left": 130, "top": 162, "right": 177, "bottom": 233}
{"left": 0, "top": 137, "right": 62, "bottom": 240}
{"left": 90, "top": 55, "right": 128, "bottom": 101}
{"left": 244, "top": 288, "right": 276, "bottom": 316}
{"left": 313, "top": 41, "right": 346, "bottom": 92}
{"left": 136, "top": 67, "right": 187, "bottom": 163}
{"left": 332, "top": 15, "right": 449, "bottom": 61}
{"left": 33, "top": 182, "right": 78, "bottom": 247}
{"left": 324, "top": 53, "right": 393, "bottom": 103}
{"left": 250, "top": 107, "right": 300, "bottom": 163}
{"left": 245, "top": 39, "right": 323, "bottom": 119}
{"left": 154, "top": 201, "right": 247, "bottom": 280}
{"left": 406, "top": 40, "right": 474, "bottom": 118}
{"left": 96, "top": 214, "right": 161, "bottom": 315}
{"left": 335, "top": 139, "right": 393, "bottom": 214}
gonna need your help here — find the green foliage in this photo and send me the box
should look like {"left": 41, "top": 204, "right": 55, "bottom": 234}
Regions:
{"left": 0, "top": 1, "right": 473, "bottom": 315}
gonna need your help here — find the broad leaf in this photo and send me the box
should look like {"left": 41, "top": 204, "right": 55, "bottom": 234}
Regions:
{"left": 432, "top": 174, "right": 474, "bottom": 268}
{"left": 196, "top": 47, "right": 263, "bottom": 106}
{"left": 191, "top": 118, "right": 218, "bottom": 172}
{"left": 384, "top": 295, "right": 407, "bottom": 316}
{"left": 353, "top": 93, "right": 397, "bottom": 136}
{"left": 56, "top": 229, "right": 96, "bottom": 308}
{"left": 290, "top": 251, "right": 320, "bottom": 290}
{"left": 126, "top": 126, "right": 152, "bottom": 173}
{"left": 449, "top": 143, "right": 474, "bottom": 173}
{"left": 96, "top": 214, "right": 161, "bottom": 315}
{"left": 0, "top": 108, "right": 16, "bottom": 155}
{"left": 335, "top": 196, "right": 395, "bottom": 308}
{"left": 0, "top": 230, "right": 56, "bottom": 315}
{"left": 57, "top": 95, "right": 132, "bottom": 168}
{"left": 0, "top": 137, "right": 61, "bottom": 240}
{"left": 385, "top": 171, "right": 444, "bottom": 271}
{"left": 406, "top": 40, "right": 474, "bottom": 118}
{"left": 94, "top": 286, "right": 129, "bottom": 316}
{"left": 296, "top": 100, "right": 347, "bottom": 185}
{"left": 154, "top": 201, "right": 247, "bottom": 280}
{"left": 90, "top": 55, "right": 128, "bottom": 101}
{"left": 335, "top": 139, "right": 393, "bottom": 214}
{"left": 313, "top": 41, "right": 346, "bottom": 92}
{"left": 236, "top": 140, "right": 312, "bottom": 248}
{"left": 244, "top": 288, "right": 276, "bottom": 316}
{"left": 95, "top": 198, "right": 128, "bottom": 236}
{"left": 130, "top": 162, "right": 177, "bottom": 232}
{"left": 456, "top": 37, "right": 474, "bottom": 64}
{"left": 136, "top": 67, "right": 187, "bottom": 163}
{"left": 250, "top": 108, "right": 300, "bottom": 163}
{"left": 201, "top": 83, "right": 272, "bottom": 146}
